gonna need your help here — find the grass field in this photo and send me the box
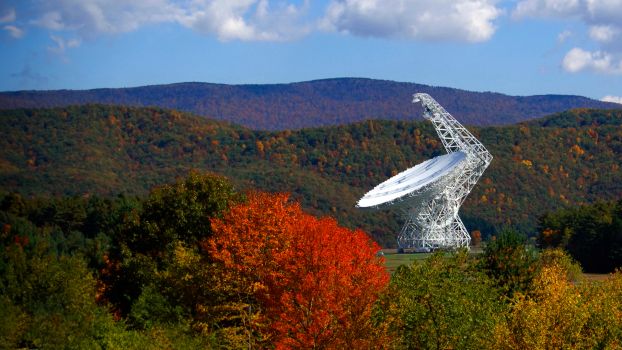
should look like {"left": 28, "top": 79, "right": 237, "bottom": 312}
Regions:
{"left": 382, "top": 249, "right": 611, "bottom": 281}
{"left": 582, "top": 273, "right": 611, "bottom": 282}
{"left": 382, "top": 252, "right": 431, "bottom": 274}
{"left": 381, "top": 247, "right": 484, "bottom": 274}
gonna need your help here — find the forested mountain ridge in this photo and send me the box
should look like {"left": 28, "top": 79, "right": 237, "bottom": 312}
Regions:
{"left": 1, "top": 78, "right": 619, "bottom": 130}
{"left": 529, "top": 108, "right": 622, "bottom": 128}
{"left": 1, "top": 105, "right": 621, "bottom": 246}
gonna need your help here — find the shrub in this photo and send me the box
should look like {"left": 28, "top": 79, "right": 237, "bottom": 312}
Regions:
{"left": 376, "top": 251, "right": 504, "bottom": 350}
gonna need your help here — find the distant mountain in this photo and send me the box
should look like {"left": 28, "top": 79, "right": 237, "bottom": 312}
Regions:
{"left": 2, "top": 105, "right": 621, "bottom": 247}
{"left": 528, "top": 108, "right": 622, "bottom": 128}
{"left": 0, "top": 78, "right": 618, "bottom": 130}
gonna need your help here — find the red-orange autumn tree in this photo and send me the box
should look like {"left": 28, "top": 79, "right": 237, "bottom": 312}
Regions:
{"left": 205, "top": 192, "right": 389, "bottom": 349}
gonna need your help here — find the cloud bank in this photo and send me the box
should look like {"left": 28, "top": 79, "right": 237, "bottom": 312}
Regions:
{"left": 5, "top": 0, "right": 622, "bottom": 78}
{"left": 321, "top": 0, "right": 502, "bottom": 42}
{"left": 10, "top": 0, "right": 503, "bottom": 44}
{"left": 562, "top": 48, "right": 622, "bottom": 74}
{"left": 28, "top": 0, "right": 311, "bottom": 42}
{"left": 602, "top": 95, "right": 622, "bottom": 104}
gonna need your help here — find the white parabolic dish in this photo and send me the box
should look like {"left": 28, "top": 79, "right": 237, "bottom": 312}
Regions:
{"left": 357, "top": 151, "right": 467, "bottom": 209}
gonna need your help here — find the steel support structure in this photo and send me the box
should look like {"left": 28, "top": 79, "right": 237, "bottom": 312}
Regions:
{"left": 397, "top": 93, "right": 492, "bottom": 251}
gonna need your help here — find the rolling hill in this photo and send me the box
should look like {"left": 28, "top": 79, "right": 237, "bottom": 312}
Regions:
{"left": 0, "top": 78, "right": 619, "bottom": 130}
{"left": 1, "top": 105, "right": 621, "bottom": 246}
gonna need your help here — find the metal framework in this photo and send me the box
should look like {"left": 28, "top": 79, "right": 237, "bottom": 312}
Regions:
{"left": 396, "top": 93, "right": 492, "bottom": 251}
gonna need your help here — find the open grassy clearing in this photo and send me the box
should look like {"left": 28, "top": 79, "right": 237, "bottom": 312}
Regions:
{"left": 382, "top": 248, "right": 610, "bottom": 281}
{"left": 381, "top": 247, "right": 485, "bottom": 274}
{"left": 582, "top": 273, "right": 612, "bottom": 282}
{"left": 382, "top": 252, "right": 431, "bottom": 274}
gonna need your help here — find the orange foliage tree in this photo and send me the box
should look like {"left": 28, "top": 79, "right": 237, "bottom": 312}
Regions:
{"left": 471, "top": 230, "right": 482, "bottom": 246}
{"left": 205, "top": 192, "right": 389, "bottom": 349}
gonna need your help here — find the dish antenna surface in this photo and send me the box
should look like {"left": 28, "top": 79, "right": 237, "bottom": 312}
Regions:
{"left": 357, "top": 93, "right": 492, "bottom": 251}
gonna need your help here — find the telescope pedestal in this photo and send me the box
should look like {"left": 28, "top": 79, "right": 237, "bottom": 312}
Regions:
{"left": 397, "top": 199, "right": 470, "bottom": 251}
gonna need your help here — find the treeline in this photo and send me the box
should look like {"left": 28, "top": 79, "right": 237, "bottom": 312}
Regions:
{"left": 1, "top": 78, "right": 619, "bottom": 130}
{"left": 531, "top": 108, "right": 622, "bottom": 128}
{"left": 1, "top": 105, "right": 622, "bottom": 245}
{"left": 538, "top": 199, "right": 622, "bottom": 272}
{"left": 2, "top": 172, "right": 622, "bottom": 348}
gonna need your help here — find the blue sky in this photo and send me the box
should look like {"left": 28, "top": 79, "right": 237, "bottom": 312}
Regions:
{"left": 0, "top": 0, "right": 621, "bottom": 102}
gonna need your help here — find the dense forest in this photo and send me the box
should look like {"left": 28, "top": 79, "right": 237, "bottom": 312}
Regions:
{"left": 1, "top": 105, "right": 621, "bottom": 246}
{"left": 1, "top": 78, "right": 619, "bottom": 130}
{"left": 538, "top": 199, "right": 622, "bottom": 273}
{"left": 2, "top": 173, "right": 622, "bottom": 348}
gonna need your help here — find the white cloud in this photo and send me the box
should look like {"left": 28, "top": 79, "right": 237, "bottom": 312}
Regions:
{"left": 512, "top": 0, "right": 622, "bottom": 28}
{"left": 321, "top": 0, "right": 502, "bottom": 42}
{"left": 0, "top": 8, "right": 16, "bottom": 23}
{"left": 3, "top": 24, "right": 24, "bottom": 38}
{"left": 512, "top": 0, "right": 622, "bottom": 21}
{"left": 30, "top": 0, "right": 310, "bottom": 42}
{"left": 585, "top": 0, "right": 622, "bottom": 24}
{"left": 589, "top": 25, "right": 618, "bottom": 42}
{"left": 3, "top": 0, "right": 523, "bottom": 43}
{"left": 33, "top": 11, "right": 68, "bottom": 31}
{"left": 512, "top": 0, "right": 581, "bottom": 19}
{"left": 33, "top": 0, "right": 181, "bottom": 35}
{"left": 601, "top": 95, "right": 622, "bottom": 104}
{"left": 558, "top": 30, "right": 572, "bottom": 43}
{"left": 179, "top": 0, "right": 311, "bottom": 41}
{"left": 48, "top": 35, "right": 81, "bottom": 54}
{"left": 562, "top": 47, "right": 622, "bottom": 73}
{"left": 512, "top": 0, "right": 622, "bottom": 31}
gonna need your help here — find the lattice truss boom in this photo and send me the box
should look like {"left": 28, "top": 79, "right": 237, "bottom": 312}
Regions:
{"left": 397, "top": 93, "right": 492, "bottom": 250}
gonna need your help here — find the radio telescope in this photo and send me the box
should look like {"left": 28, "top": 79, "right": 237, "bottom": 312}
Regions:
{"left": 357, "top": 93, "right": 492, "bottom": 251}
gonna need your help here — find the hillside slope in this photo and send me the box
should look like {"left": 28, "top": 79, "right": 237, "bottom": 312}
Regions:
{"left": 1, "top": 105, "right": 621, "bottom": 246}
{"left": 0, "top": 78, "right": 619, "bottom": 130}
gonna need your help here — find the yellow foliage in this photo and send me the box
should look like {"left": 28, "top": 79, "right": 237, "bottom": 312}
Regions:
{"left": 493, "top": 265, "right": 588, "bottom": 349}
{"left": 494, "top": 265, "right": 622, "bottom": 349}
{"left": 171, "top": 242, "right": 200, "bottom": 267}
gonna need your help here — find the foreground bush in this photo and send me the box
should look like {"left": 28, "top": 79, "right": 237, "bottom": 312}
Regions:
{"left": 493, "top": 263, "right": 622, "bottom": 349}
{"left": 376, "top": 251, "right": 505, "bottom": 350}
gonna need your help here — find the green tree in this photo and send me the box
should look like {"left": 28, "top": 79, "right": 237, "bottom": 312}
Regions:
{"left": 0, "top": 239, "right": 108, "bottom": 349}
{"left": 102, "top": 171, "right": 241, "bottom": 319}
{"left": 376, "top": 251, "right": 504, "bottom": 350}
{"left": 481, "top": 228, "right": 539, "bottom": 297}
{"left": 538, "top": 200, "right": 622, "bottom": 272}
{"left": 128, "top": 171, "right": 241, "bottom": 252}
